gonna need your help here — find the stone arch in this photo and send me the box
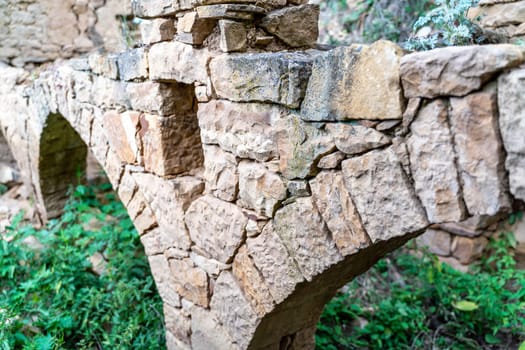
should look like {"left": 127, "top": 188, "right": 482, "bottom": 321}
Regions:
{"left": 37, "top": 113, "right": 88, "bottom": 219}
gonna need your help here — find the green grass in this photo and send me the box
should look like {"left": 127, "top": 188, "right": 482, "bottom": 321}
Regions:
{"left": 316, "top": 230, "right": 525, "bottom": 349}
{"left": 0, "top": 184, "right": 165, "bottom": 350}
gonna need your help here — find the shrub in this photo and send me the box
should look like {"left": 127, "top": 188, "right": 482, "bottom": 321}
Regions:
{"left": 0, "top": 184, "right": 165, "bottom": 350}
{"left": 316, "top": 230, "right": 525, "bottom": 349}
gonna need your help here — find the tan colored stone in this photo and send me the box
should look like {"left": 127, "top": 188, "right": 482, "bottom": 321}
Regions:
{"left": 310, "top": 171, "right": 370, "bottom": 256}
{"left": 169, "top": 258, "right": 210, "bottom": 307}
{"left": 190, "top": 252, "right": 230, "bottom": 277}
{"left": 317, "top": 151, "right": 346, "bottom": 169}
{"left": 177, "top": 12, "right": 216, "bottom": 45}
{"left": 209, "top": 52, "right": 313, "bottom": 108}
{"left": 126, "top": 81, "right": 194, "bottom": 116}
{"left": 103, "top": 110, "right": 140, "bottom": 164}
{"left": 238, "top": 161, "right": 287, "bottom": 218}
{"left": 452, "top": 236, "right": 488, "bottom": 264}
{"left": 196, "top": 4, "right": 266, "bottom": 20}
{"left": 232, "top": 245, "right": 275, "bottom": 316}
{"left": 164, "top": 303, "right": 191, "bottom": 346}
{"left": 138, "top": 113, "right": 203, "bottom": 177}
{"left": 401, "top": 45, "right": 525, "bottom": 98}
{"left": 449, "top": 85, "right": 511, "bottom": 217}
{"left": 469, "top": 2, "right": 525, "bottom": 27}
{"left": 88, "top": 52, "right": 119, "bottom": 79}
{"left": 498, "top": 67, "right": 525, "bottom": 202}
{"left": 117, "top": 48, "right": 149, "bottom": 81}
{"left": 274, "top": 197, "right": 343, "bottom": 281}
{"left": 301, "top": 41, "right": 405, "bottom": 121}
{"left": 203, "top": 145, "right": 238, "bottom": 202}
{"left": 246, "top": 223, "right": 304, "bottom": 303}
{"left": 260, "top": 4, "right": 319, "bottom": 48}
{"left": 149, "top": 41, "right": 211, "bottom": 84}
{"left": 342, "top": 147, "right": 429, "bottom": 242}
{"left": 185, "top": 195, "right": 248, "bottom": 263}
{"left": 191, "top": 307, "right": 240, "bottom": 350}
{"left": 407, "top": 100, "right": 466, "bottom": 223}
{"left": 140, "top": 18, "right": 175, "bottom": 45}
{"left": 132, "top": 0, "right": 189, "bottom": 18}
{"left": 198, "top": 100, "right": 286, "bottom": 161}
{"left": 325, "top": 123, "right": 391, "bottom": 155}
{"left": 219, "top": 20, "right": 247, "bottom": 52}
{"left": 148, "top": 254, "right": 181, "bottom": 308}
{"left": 416, "top": 229, "right": 452, "bottom": 256}
{"left": 276, "top": 114, "right": 335, "bottom": 179}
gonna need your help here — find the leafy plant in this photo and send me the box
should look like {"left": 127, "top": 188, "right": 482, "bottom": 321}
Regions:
{"left": 404, "top": 0, "right": 481, "bottom": 50}
{"left": 316, "top": 231, "right": 525, "bottom": 349}
{"left": 0, "top": 184, "right": 165, "bottom": 349}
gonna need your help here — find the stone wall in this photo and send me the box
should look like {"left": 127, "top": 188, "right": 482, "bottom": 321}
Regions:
{"left": 469, "top": 0, "right": 525, "bottom": 43}
{"left": 1, "top": 1, "right": 525, "bottom": 349}
{"left": 0, "top": 0, "right": 133, "bottom": 67}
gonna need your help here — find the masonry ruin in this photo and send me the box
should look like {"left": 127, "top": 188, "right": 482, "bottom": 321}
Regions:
{"left": 1, "top": 0, "right": 525, "bottom": 349}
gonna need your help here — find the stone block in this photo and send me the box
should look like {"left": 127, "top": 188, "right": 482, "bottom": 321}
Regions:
{"left": 169, "top": 258, "right": 210, "bottom": 307}
{"left": 147, "top": 254, "right": 181, "bottom": 307}
{"left": 164, "top": 303, "right": 191, "bottom": 346}
{"left": 415, "top": 229, "right": 452, "bottom": 256}
{"left": 325, "top": 123, "right": 391, "bottom": 155}
{"left": 132, "top": 0, "right": 190, "bottom": 18}
{"left": 260, "top": 4, "right": 319, "bottom": 47}
{"left": 196, "top": 4, "right": 265, "bottom": 20}
{"left": 219, "top": 19, "right": 247, "bottom": 52}
{"left": 177, "top": 11, "right": 216, "bottom": 45}
{"left": 203, "top": 145, "right": 239, "bottom": 202}
{"left": 209, "top": 52, "right": 313, "bottom": 108}
{"left": 126, "top": 81, "right": 194, "bottom": 116}
{"left": 342, "top": 147, "right": 429, "bottom": 242}
{"left": 117, "top": 47, "right": 149, "bottom": 81}
{"left": 140, "top": 18, "right": 175, "bottom": 45}
{"left": 301, "top": 41, "right": 405, "bottom": 121}
{"left": 451, "top": 236, "right": 488, "bottom": 264}
{"left": 102, "top": 110, "right": 140, "bottom": 164}
{"left": 317, "top": 151, "right": 346, "bottom": 169}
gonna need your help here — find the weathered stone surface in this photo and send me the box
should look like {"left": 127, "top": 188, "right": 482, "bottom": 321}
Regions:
{"left": 301, "top": 41, "right": 405, "bottom": 121}
{"left": 140, "top": 18, "right": 175, "bottom": 45}
{"left": 190, "top": 252, "right": 230, "bottom": 277}
{"left": 177, "top": 12, "right": 216, "bottom": 45}
{"left": 169, "top": 258, "right": 210, "bottom": 307}
{"left": 246, "top": 223, "right": 304, "bottom": 303}
{"left": 232, "top": 246, "right": 275, "bottom": 316}
{"left": 452, "top": 236, "right": 488, "bottom": 264}
{"left": 401, "top": 45, "right": 525, "bottom": 98}
{"left": 126, "top": 81, "right": 194, "bottom": 116}
{"left": 274, "top": 197, "right": 343, "bottom": 281}
{"left": 89, "top": 52, "right": 119, "bottom": 79}
{"left": 238, "top": 161, "right": 287, "bottom": 217}
{"left": 218, "top": 19, "right": 247, "bottom": 52}
{"left": 198, "top": 100, "right": 286, "bottom": 161}
{"left": 196, "top": 4, "right": 266, "bottom": 20}
{"left": 117, "top": 48, "right": 149, "bottom": 81}
{"left": 342, "top": 147, "right": 429, "bottom": 242}
{"left": 260, "top": 4, "right": 319, "bottom": 47}
{"left": 138, "top": 113, "right": 203, "bottom": 177}
{"left": 149, "top": 41, "right": 210, "bottom": 84}
{"left": 103, "top": 110, "right": 140, "bottom": 163}
{"left": 210, "top": 271, "right": 259, "bottom": 349}
{"left": 469, "top": 2, "right": 525, "bottom": 27}
{"left": 287, "top": 180, "right": 310, "bottom": 197}
{"left": 191, "top": 307, "right": 240, "bottom": 350}
{"left": 310, "top": 171, "right": 370, "bottom": 256}
{"left": 317, "top": 151, "right": 346, "bottom": 169}
{"left": 209, "top": 52, "right": 313, "bottom": 108}
{"left": 164, "top": 303, "right": 191, "bottom": 346}
{"left": 185, "top": 195, "right": 248, "bottom": 263}
{"left": 498, "top": 67, "right": 525, "bottom": 201}
{"left": 132, "top": 0, "right": 188, "bottom": 18}
{"left": 276, "top": 115, "right": 335, "bottom": 179}
{"left": 449, "top": 85, "right": 510, "bottom": 217}
{"left": 407, "top": 100, "right": 466, "bottom": 223}
{"left": 203, "top": 145, "right": 238, "bottom": 202}
{"left": 148, "top": 255, "right": 181, "bottom": 307}
{"left": 416, "top": 229, "right": 452, "bottom": 256}
{"left": 325, "top": 123, "right": 391, "bottom": 155}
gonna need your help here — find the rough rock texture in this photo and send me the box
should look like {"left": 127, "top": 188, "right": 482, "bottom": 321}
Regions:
{"left": 260, "top": 5, "right": 320, "bottom": 47}
{"left": 498, "top": 68, "right": 525, "bottom": 201}
{"left": 401, "top": 45, "right": 525, "bottom": 98}
{"left": 416, "top": 229, "right": 452, "bottom": 257}
{"left": 326, "top": 123, "right": 391, "bottom": 155}
{"left": 342, "top": 148, "right": 429, "bottom": 242}
{"left": 407, "top": 100, "right": 466, "bottom": 224}
{"left": 301, "top": 41, "right": 405, "bottom": 121}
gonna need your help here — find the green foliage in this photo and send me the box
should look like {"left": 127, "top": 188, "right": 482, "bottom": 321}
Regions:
{"left": 404, "top": 0, "right": 481, "bottom": 50}
{"left": 0, "top": 184, "right": 165, "bottom": 349}
{"left": 316, "top": 232, "right": 525, "bottom": 349}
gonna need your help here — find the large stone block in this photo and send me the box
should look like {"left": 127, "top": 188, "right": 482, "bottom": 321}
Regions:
{"left": 273, "top": 197, "right": 343, "bottom": 281}
{"left": 147, "top": 254, "right": 181, "bottom": 307}
{"left": 449, "top": 85, "right": 510, "bottom": 217}
{"left": 169, "top": 258, "right": 210, "bottom": 307}
{"left": 238, "top": 161, "right": 287, "bottom": 218}
{"left": 498, "top": 67, "right": 525, "bottom": 201}
{"left": 407, "top": 100, "right": 466, "bottom": 223}
{"left": 126, "top": 81, "right": 194, "bottom": 116}
{"left": 149, "top": 41, "right": 211, "bottom": 84}
{"left": 260, "top": 4, "right": 319, "bottom": 47}
{"left": 342, "top": 147, "right": 429, "bottom": 242}
{"left": 203, "top": 145, "right": 239, "bottom": 202}
{"left": 209, "top": 52, "right": 313, "bottom": 108}
{"left": 310, "top": 171, "right": 370, "bottom": 256}
{"left": 185, "top": 195, "right": 248, "bottom": 263}
{"left": 198, "top": 100, "right": 287, "bottom": 161}
{"left": 401, "top": 45, "right": 525, "bottom": 98}
{"left": 301, "top": 40, "right": 405, "bottom": 121}
{"left": 139, "top": 18, "right": 175, "bottom": 45}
